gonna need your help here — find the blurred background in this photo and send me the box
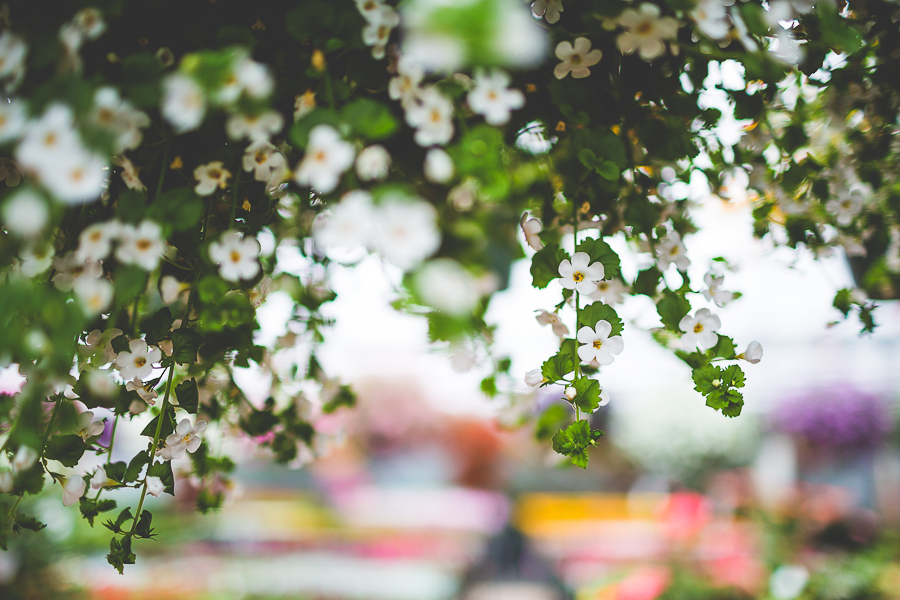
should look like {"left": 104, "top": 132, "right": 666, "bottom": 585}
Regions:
{"left": 3, "top": 194, "right": 900, "bottom": 600}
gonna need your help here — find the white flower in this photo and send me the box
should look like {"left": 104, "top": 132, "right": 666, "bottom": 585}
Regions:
{"left": 126, "top": 377, "right": 158, "bottom": 404}
{"left": 194, "top": 161, "right": 231, "bottom": 196}
{"left": 0, "top": 99, "right": 27, "bottom": 143}
{"left": 769, "top": 565, "right": 809, "bottom": 600}
{"left": 424, "top": 148, "right": 454, "bottom": 184}
{"left": 536, "top": 309, "right": 569, "bottom": 337}
{"left": 565, "top": 386, "right": 577, "bottom": 400}
{"left": 76, "top": 220, "right": 120, "bottom": 262}
{"left": 160, "top": 418, "right": 207, "bottom": 460}
{"left": 294, "top": 125, "right": 355, "bottom": 194}
{"left": 15, "top": 103, "right": 79, "bottom": 169}
{"left": 52, "top": 253, "right": 102, "bottom": 292}
{"left": 91, "top": 87, "right": 150, "bottom": 152}
{"left": 80, "top": 328, "right": 123, "bottom": 366}
{"left": 356, "top": 0, "right": 386, "bottom": 21}
{"left": 13, "top": 446, "right": 37, "bottom": 472}
{"left": 362, "top": 6, "right": 400, "bottom": 59}
{"left": 0, "top": 31, "right": 27, "bottom": 85}
{"left": 589, "top": 279, "right": 627, "bottom": 305}
{"left": 692, "top": 0, "right": 730, "bottom": 40}
{"left": 388, "top": 55, "right": 424, "bottom": 107}
{"left": 520, "top": 213, "right": 543, "bottom": 251}
{"left": 679, "top": 308, "right": 721, "bottom": 351}
{"left": 2, "top": 189, "right": 48, "bottom": 238}
{"left": 374, "top": 195, "right": 441, "bottom": 269}
{"left": 702, "top": 272, "right": 733, "bottom": 307}
{"left": 116, "top": 221, "right": 165, "bottom": 270}
{"left": 356, "top": 145, "right": 391, "bottom": 181}
{"left": 116, "top": 339, "right": 162, "bottom": 381}
{"left": 113, "top": 155, "right": 146, "bottom": 192}
{"left": 294, "top": 90, "right": 316, "bottom": 121}
{"left": 76, "top": 410, "right": 105, "bottom": 441}
{"left": 87, "top": 369, "right": 118, "bottom": 399}
{"left": 576, "top": 320, "right": 624, "bottom": 365}
{"left": 235, "top": 58, "right": 274, "bottom": 99}
{"left": 162, "top": 74, "right": 206, "bottom": 133}
{"left": 524, "top": 368, "right": 545, "bottom": 387}
{"left": 657, "top": 230, "right": 690, "bottom": 271}
{"left": 558, "top": 252, "right": 605, "bottom": 295}
{"left": 60, "top": 8, "right": 105, "bottom": 54}
{"left": 208, "top": 230, "right": 261, "bottom": 282}
{"left": 90, "top": 466, "right": 114, "bottom": 490}
{"left": 826, "top": 184, "right": 866, "bottom": 227}
{"left": 242, "top": 139, "right": 288, "bottom": 185}
{"left": 0, "top": 471, "right": 13, "bottom": 493}
{"left": 313, "top": 190, "right": 376, "bottom": 250}
{"left": 467, "top": 68, "right": 524, "bottom": 126}
{"left": 533, "top": 0, "right": 563, "bottom": 23}
{"left": 19, "top": 243, "right": 53, "bottom": 276}
{"left": 598, "top": 387, "right": 611, "bottom": 407}
{"left": 74, "top": 275, "right": 114, "bottom": 315}
{"left": 226, "top": 110, "right": 283, "bottom": 141}
{"left": 43, "top": 146, "right": 108, "bottom": 204}
{"left": 554, "top": 38, "right": 603, "bottom": 79}
{"left": 405, "top": 86, "right": 454, "bottom": 147}
{"left": 62, "top": 475, "right": 86, "bottom": 507}
{"left": 738, "top": 341, "right": 763, "bottom": 364}
{"left": 616, "top": 4, "right": 679, "bottom": 60}
{"left": 414, "top": 259, "right": 479, "bottom": 316}
{"left": 145, "top": 476, "right": 165, "bottom": 497}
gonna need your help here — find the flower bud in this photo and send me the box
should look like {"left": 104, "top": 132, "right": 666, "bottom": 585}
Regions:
{"left": 738, "top": 340, "right": 763, "bottom": 364}
{"left": 565, "top": 386, "right": 577, "bottom": 400}
{"left": 524, "top": 368, "right": 544, "bottom": 387}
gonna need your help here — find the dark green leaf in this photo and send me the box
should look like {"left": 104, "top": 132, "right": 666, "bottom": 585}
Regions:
{"left": 576, "top": 237, "right": 621, "bottom": 278}
{"left": 341, "top": 98, "right": 398, "bottom": 140}
{"left": 530, "top": 243, "right": 568, "bottom": 289}
{"left": 44, "top": 435, "right": 87, "bottom": 467}
{"left": 572, "top": 377, "right": 601, "bottom": 413}
{"left": 143, "top": 308, "right": 174, "bottom": 347}
{"left": 656, "top": 291, "right": 691, "bottom": 331}
{"left": 147, "top": 460, "right": 176, "bottom": 496}
{"left": 125, "top": 451, "right": 150, "bottom": 483}
{"left": 579, "top": 302, "right": 624, "bottom": 336}
{"left": 172, "top": 328, "right": 203, "bottom": 365}
{"left": 174, "top": 378, "right": 199, "bottom": 414}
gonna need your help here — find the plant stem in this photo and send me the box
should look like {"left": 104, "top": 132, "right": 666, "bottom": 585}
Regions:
{"left": 154, "top": 142, "right": 169, "bottom": 202}
{"left": 106, "top": 416, "right": 118, "bottom": 464}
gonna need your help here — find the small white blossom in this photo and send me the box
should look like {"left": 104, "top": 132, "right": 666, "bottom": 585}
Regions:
{"left": 44, "top": 146, "right": 108, "bottom": 204}
{"left": 74, "top": 275, "right": 114, "bottom": 315}
{"left": 126, "top": 377, "right": 158, "bottom": 404}
{"left": 313, "top": 190, "right": 376, "bottom": 251}
{"left": 13, "top": 446, "right": 37, "bottom": 472}
{"left": 160, "top": 418, "right": 207, "bottom": 460}
{"left": 702, "top": 272, "right": 733, "bottom": 307}
{"left": 554, "top": 38, "right": 603, "bottom": 79}
{"left": 414, "top": 259, "right": 479, "bottom": 316}
{"left": 617, "top": 4, "right": 679, "bottom": 61}
{"left": 242, "top": 139, "right": 288, "bottom": 185}
{"left": 162, "top": 74, "right": 206, "bottom": 133}
{"left": 208, "top": 230, "right": 261, "bottom": 282}
{"left": 692, "top": 0, "right": 730, "bottom": 40}
{"left": 356, "top": 145, "right": 391, "bottom": 181}
{"left": 91, "top": 466, "right": 114, "bottom": 490}
{"left": 524, "top": 368, "right": 545, "bottom": 387}
{"left": 194, "top": 161, "right": 232, "bottom": 196}
{"left": 235, "top": 57, "right": 274, "bottom": 99}
{"left": 826, "top": 184, "right": 866, "bottom": 227}
{"left": 146, "top": 476, "right": 165, "bottom": 497}
{"left": 226, "top": 110, "right": 283, "bottom": 141}
{"left": 18, "top": 244, "right": 53, "bottom": 276}
{"left": 91, "top": 87, "right": 150, "bottom": 152}
{"left": 388, "top": 55, "right": 424, "bottom": 107}
{"left": 2, "top": 189, "right": 48, "bottom": 238}
{"left": 76, "top": 411, "right": 105, "bottom": 441}
{"left": 294, "top": 90, "right": 316, "bottom": 121}
{"left": 374, "top": 195, "right": 441, "bottom": 270}
{"left": 76, "top": 220, "right": 120, "bottom": 262}
{"left": 61, "top": 475, "right": 86, "bottom": 507}
{"left": 60, "top": 8, "right": 105, "bottom": 55}
{"left": 0, "top": 471, "right": 13, "bottom": 493}
{"left": 362, "top": 6, "right": 400, "bottom": 59}
{"left": 588, "top": 279, "right": 627, "bottom": 305}
{"left": 565, "top": 386, "right": 577, "bottom": 400}
{"left": 356, "top": 0, "right": 386, "bottom": 21}
{"left": 116, "top": 221, "right": 165, "bottom": 271}
{"left": 16, "top": 103, "right": 78, "bottom": 168}
{"left": 558, "top": 252, "right": 605, "bottom": 295}
{"left": 0, "top": 99, "right": 27, "bottom": 143}
{"left": 598, "top": 387, "right": 611, "bottom": 407}
{"left": 657, "top": 230, "right": 690, "bottom": 271}
{"left": 294, "top": 125, "right": 355, "bottom": 194}
{"left": 113, "top": 155, "right": 146, "bottom": 192}
{"left": 536, "top": 309, "right": 569, "bottom": 337}
{"left": 116, "top": 339, "right": 162, "bottom": 381}
{"left": 679, "top": 308, "right": 721, "bottom": 351}
{"left": 738, "top": 340, "right": 763, "bottom": 364}
{"left": 769, "top": 565, "right": 809, "bottom": 600}
{"left": 80, "top": 328, "right": 123, "bottom": 366}
{"left": 0, "top": 31, "right": 27, "bottom": 87}
{"left": 424, "top": 148, "right": 454, "bottom": 184}
{"left": 467, "top": 68, "right": 524, "bottom": 126}
{"left": 405, "top": 87, "right": 454, "bottom": 147}
{"left": 533, "top": 0, "right": 563, "bottom": 23}
{"left": 576, "top": 320, "right": 624, "bottom": 365}
{"left": 52, "top": 253, "right": 102, "bottom": 292}
{"left": 520, "top": 213, "right": 543, "bottom": 251}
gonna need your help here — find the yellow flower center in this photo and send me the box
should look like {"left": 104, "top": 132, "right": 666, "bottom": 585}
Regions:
{"left": 636, "top": 21, "right": 653, "bottom": 35}
{"left": 137, "top": 239, "right": 152, "bottom": 251}
{"left": 572, "top": 271, "right": 584, "bottom": 283}
{"left": 693, "top": 323, "right": 704, "bottom": 334}
{"left": 230, "top": 250, "right": 241, "bottom": 263}
{"left": 134, "top": 357, "right": 147, "bottom": 368}
{"left": 593, "top": 340, "right": 603, "bottom": 349}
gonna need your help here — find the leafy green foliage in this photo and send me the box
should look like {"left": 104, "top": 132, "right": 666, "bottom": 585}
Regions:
{"left": 172, "top": 328, "right": 204, "bottom": 365}
{"left": 175, "top": 378, "right": 199, "bottom": 414}
{"left": 530, "top": 244, "right": 568, "bottom": 289}
{"left": 551, "top": 420, "right": 604, "bottom": 469}
{"left": 541, "top": 339, "right": 577, "bottom": 383}
{"left": 656, "top": 292, "right": 691, "bottom": 331}
{"left": 576, "top": 238, "right": 621, "bottom": 278}
{"left": 572, "top": 377, "right": 601, "bottom": 413}
{"left": 44, "top": 435, "right": 87, "bottom": 467}
{"left": 578, "top": 302, "right": 623, "bottom": 336}
{"left": 80, "top": 497, "right": 118, "bottom": 527}
{"left": 692, "top": 364, "right": 746, "bottom": 417}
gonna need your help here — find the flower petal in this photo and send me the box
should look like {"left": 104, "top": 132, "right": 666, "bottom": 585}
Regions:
{"left": 576, "top": 325, "right": 596, "bottom": 343}
{"left": 593, "top": 319, "right": 612, "bottom": 339}
{"left": 605, "top": 335, "right": 624, "bottom": 354}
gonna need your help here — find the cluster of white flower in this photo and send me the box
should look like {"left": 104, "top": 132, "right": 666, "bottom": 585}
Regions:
{"left": 356, "top": 0, "right": 400, "bottom": 59}
{"left": 314, "top": 190, "right": 441, "bottom": 270}
{"left": 13, "top": 103, "right": 109, "bottom": 204}
{"left": 701, "top": 272, "right": 733, "bottom": 307}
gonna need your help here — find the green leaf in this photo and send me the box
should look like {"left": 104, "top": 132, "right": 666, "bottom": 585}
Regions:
{"left": 124, "top": 452, "right": 150, "bottom": 483}
{"left": 147, "top": 188, "right": 203, "bottom": 232}
{"left": 134, "top": 510, "right": 155, "bottom": 539}
{"left": 480, "top": 376, "right": 497, "bottom": 397}
{"left": 103, "top": 507, "right": 133, "bottom": 534}
{"left": 711, "top": 335, "right": 736, "bottom": 359}
{"left": 530, "top": 243, "right": 568, "bottom": 289}
{"left": 105, "top": 461, "right": 127, "bottom": 483}
{"left": 140, "top": 404, "right": 174, "bottom": 440}
{"left": 175, "top": 378, "right": 199, "bottom": 414}
{"left": 633, "top": 267, "right": 662, "bottom": 296}
{"left": 535, "top": 404, "right": 571, "bottom": 441}
{"left": 172, "top": 328, "right": 204, "bottom": 365}
{"left": 572, "top": 377, "right": 601, "bottom": 413}
{"left": 596, "top": 160, "right": 620, "bottom": 181}
{"left": 142, "top": 308, "right": 174, "bottom": 347}
{"left": 656, "top": 291, "right": 691, "bottom": 331}
{"left": 692, "top": 364, "right": 746, "bottom": 417}
{"left": 110, "top": 334, "right": 130, "bottom": 354}
{"left": 114, "top": 266, "right": 149, "bottom": 308}
{"left": 578, "top": 302, "right": 624, "bottom": 337}
{"left": 341, "top": 98, "right": 398, "bottom": 140}
{"left": 12, "top": 514, "right": 47, "bottom": 534}
{"left": 576, "top": 237, "right": 621, "bottom": 279}
{"left": 241, "top": 410, "right": 279, "bottom": 437}
{"left": 80, "top": 497, "right": 117, "bottom": 527}
{"left": 322, "top": 385, "right": 356, "bottom": 413}
{"left": 541, "top": 339, "right": 577, "bottom": 383}
{"left": 147, "top": 460, "right": 176, "bottom": 496}
{"left": 817, "top": 1, "right": 863, "bottom": 54}
{"left": 551, "top": 420, "right": 603, "bottom": 469}
{"left": 44, "top": 435, "right": 87, "bottom": 467}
